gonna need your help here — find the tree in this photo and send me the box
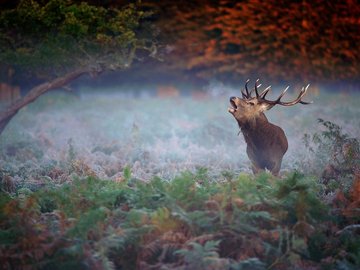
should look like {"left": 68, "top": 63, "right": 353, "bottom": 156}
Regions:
{"left": 0, "top": 0, "right": 157, "bottom": 135}
{"left": 156, "top": 0, "right": 359, "bottom": 83}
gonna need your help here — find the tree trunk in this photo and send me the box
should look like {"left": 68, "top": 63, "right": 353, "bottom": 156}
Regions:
{"left": 0, "top": 68, "right": 94, "bottom": 135}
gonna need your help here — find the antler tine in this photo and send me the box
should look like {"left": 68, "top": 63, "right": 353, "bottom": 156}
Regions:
{"left": 275, "top": 86, "right": 289, "bottom": 102}
{"left": 254, "top": 79, "right": 260, "bottom": 98}
{"left": 260, "top": 86, "right": 271, "bottom": 98}
{"left": 241, "top": 90, "right": 248, "bottom": 98}
{"left": 299, "top": 84, "right": 312, "bottom": 104}
{"left": 245, "top": 79, "right": 251, "bottom": 98}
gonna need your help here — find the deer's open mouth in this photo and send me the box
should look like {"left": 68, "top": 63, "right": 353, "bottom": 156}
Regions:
{"left": 228, "top": 98, "right": 237, "bottom": 113}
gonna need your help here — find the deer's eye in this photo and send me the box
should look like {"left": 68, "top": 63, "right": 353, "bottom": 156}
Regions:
{"left": 248, "top": 102, "right": 255, "bottom": 106}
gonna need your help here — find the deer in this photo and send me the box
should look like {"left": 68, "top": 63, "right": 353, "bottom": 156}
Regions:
{"left": 228, "top": 79, "right": 311, "bottom": 175}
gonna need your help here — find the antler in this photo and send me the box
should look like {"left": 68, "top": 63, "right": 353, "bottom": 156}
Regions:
{"left": 259, "top": 84, "right": 312, "bottom": 106}
{"left": 242, "top": 79, "right": 263, "bottom": 99}
{"left": 241, "top": 79, "right": 311, "bottom": 106}
{"left": 241, "top": 79, "right": 251, "bottom": 98}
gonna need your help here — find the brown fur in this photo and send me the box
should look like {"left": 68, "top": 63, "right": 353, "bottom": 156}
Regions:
{"left": 229, "top": 97, "right": 288, "bottom": 175}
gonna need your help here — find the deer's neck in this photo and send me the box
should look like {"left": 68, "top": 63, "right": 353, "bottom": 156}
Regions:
{"left": 238, "top": 113, "right": 269, "bottom": 132}
{"left": 238, "top": 113, "right": 272, "bottom": 144}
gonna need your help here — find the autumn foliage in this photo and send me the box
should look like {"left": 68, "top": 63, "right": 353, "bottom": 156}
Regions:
{"left": 155, "top": 0, "right": 359, "bottom": 83}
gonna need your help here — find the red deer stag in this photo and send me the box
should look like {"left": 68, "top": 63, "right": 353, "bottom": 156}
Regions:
{"left": 228, "top": 80, "right": 311, "bottom": 175}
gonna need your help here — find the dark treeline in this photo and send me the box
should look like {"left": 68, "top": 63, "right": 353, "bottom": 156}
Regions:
{"left": 146, "top": 0, "right": 359, "bottom": 85}
{"left": 94, "top": 0, "right": 359, "bottom": 85}
{"left": 0, "top": 0, "right": 359, "bottom": 89}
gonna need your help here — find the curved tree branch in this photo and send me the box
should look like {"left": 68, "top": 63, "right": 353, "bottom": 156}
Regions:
{"left": 0, "top": 67, "right": 102, "bottom": 135}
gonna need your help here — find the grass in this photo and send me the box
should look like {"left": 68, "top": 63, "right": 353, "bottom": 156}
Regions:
{"left": 1, "top": 89, "right": 359, "bottom": 182}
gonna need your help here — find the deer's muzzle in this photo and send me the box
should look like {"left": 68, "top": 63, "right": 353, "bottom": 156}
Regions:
{"left": 228, "top": 97, "right": 237, "bottom": 114}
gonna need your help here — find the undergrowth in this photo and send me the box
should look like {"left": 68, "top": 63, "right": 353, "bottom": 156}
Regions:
{"left": 1, "top": 111, "right": 360, "bottom": 270}
{"left": 302, "top": 119, "right": 360, "bottom": 200}
{"left": 1, "top": 169, "right": 359, "bottom": 270}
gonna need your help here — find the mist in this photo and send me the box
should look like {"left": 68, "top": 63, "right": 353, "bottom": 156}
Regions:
{"left": 1, "top": 83, "right": 359, "bottom": 184}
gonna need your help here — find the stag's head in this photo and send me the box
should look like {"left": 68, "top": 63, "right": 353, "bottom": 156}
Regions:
{"left": 228, "top": 79, "right": 311, "bottom": 125}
